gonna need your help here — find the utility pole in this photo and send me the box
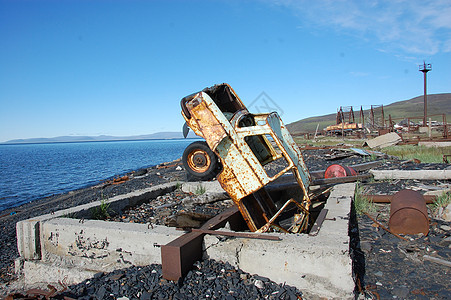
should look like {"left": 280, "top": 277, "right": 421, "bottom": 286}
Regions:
{"left": 419, "top": 61, "right": 432, "bottom": 127}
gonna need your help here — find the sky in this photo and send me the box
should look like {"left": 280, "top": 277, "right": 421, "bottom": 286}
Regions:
{"left": 0, "top": 0, "right": 450, "bottom": 142}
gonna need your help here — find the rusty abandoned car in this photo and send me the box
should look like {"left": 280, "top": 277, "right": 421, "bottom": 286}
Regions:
{"left": 180, "top": 83, "right": 314, "bottom": 233}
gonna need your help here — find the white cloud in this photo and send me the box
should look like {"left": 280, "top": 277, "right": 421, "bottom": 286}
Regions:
{"left": 269, "top": 0, "right": 451, "bottom": 55}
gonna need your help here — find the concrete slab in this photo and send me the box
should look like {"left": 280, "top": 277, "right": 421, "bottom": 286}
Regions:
{"left": 16, "top": 181, "right": 356, "bottom": 299}
{"left": 181, "top": 181, "right": 225, "bottom": 194}
{"left": 40, "top": 219, "right": 183, "bottom": 271}
{"left": 22, "top": 260, "right": 98, "bottom": 286}
{"left": 364, "top": 132, "right": 401, "bottom": 149}
{"left": 16, "top": 182, "right": 177, "bottom": 260}
{"left": 370, "top": 169, "right": 451, "bottom": 180}
{"left": 203, "top": 183, "right": 356, "bottom": 299}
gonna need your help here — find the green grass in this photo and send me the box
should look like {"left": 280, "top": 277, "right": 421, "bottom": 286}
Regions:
{"left": 194, "top": 184, "right": 206, "bottom": 195}
{"left": 354, "top": 183, "right": 376, "bottom": 216}
{"left": 431, "top": 192, "right": 451, "bottom": 213}
{"left": 383, "top": 145, "right": 451, "bottom": 163}
{"left": 91, "top": 195, "right": 113, "bottom": 220}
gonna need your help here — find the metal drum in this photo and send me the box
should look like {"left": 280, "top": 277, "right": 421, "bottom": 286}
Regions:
{"left": 389, "top": 189, "right": 429, "bottom": 235}
{"left": 324, "top": 164, "right": 357, "bottom": 178}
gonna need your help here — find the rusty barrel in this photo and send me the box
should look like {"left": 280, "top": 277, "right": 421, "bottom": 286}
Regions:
{"left": 389, "top": 189, "right": 429, "bottom": 235}
{"left": 324, "top": 164, "right": 357, "bottom": 178}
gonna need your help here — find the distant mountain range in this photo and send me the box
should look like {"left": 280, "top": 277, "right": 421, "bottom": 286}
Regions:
{"left": 2, "top": 131, "right": 199, "bottom": 144}
{"left": 286, "top": 93, "right": 451, "bottom": 134}
{"left": 4, "top": 93, "right": 449, "bottom": 144}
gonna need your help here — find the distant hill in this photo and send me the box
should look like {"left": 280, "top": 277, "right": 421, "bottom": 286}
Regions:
{"left": 287, "top": 93, "right": 451, "bottom": 134}
{"left": 2, "top": 131, "right": 198, "bottom": 144}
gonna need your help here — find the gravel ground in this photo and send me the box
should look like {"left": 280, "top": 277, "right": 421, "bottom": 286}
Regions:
{"left": 1, "top": 148, "right": 450, "bottom": 299}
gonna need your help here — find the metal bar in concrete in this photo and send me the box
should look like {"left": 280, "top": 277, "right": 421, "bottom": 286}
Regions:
{"left": 308, "top": 208, "right": 328, "bottom": 236}
{"left": 161, "top": 206, "right": 243, "bottom": 281}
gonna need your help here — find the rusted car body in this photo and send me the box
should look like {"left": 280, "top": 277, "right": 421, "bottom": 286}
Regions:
{"left": 181, "top": 83, "right": 311, "bottom": 233}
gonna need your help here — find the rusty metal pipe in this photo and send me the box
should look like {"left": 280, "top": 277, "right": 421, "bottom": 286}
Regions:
{"left": 365, "top": 194, "right": 436, "bottom": 204}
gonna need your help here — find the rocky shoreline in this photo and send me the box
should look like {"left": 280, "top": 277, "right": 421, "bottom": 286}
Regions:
{"left": 1, "top": 149, "right": 450, "bottom": 299}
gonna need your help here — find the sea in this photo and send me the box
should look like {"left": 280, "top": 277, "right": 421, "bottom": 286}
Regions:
{"left": 0, "top": 139, "right": 200, "bottom": 212}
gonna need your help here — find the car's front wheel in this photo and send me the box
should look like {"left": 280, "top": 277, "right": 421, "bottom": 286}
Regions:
{"left": 182, "top": 141, "right": 220, "bottom": 181}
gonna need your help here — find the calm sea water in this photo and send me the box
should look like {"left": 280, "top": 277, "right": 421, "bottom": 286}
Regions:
{"left": 0, "top": 139, "right": 199, "bottom": 212}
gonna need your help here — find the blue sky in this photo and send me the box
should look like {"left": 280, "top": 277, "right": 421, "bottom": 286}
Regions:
{"left": 1, "top": 0, "right": 450, "bottom": 142}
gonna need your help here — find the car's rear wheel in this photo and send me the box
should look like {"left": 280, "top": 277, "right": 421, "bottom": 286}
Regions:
{"left": 182, "top": 141, "right": 220, "bottom": 181}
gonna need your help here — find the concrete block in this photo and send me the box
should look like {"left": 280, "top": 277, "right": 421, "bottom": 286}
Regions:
{"left": 16, "top": 219, "right": 41, "bottom": 260}
{"left": 181, "top": 181, "right": 225, "bottom": 194}
{"left": 203, "top": 183, "right": 355, "bottom": 299}
{"left": 23, "top": 260, "right": 97, "bottom": 286}
{"left": 40, "top": 218, "right": 183, "bottom": 273}
{"left": 16, "top": 182, "right": 177, "bottom": 262}
{"left": 370, "top": 169, "right": 451, "bottom": 180}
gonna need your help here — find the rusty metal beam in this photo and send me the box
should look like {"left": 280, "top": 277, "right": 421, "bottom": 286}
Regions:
{"left": 161, "top": 206, "right": 245, "bottom": 281}
{"left": 312, "top": 173, "right": 372, "bottom": 185}
{"left": 365, "top": 194, "right": 436, "bottom": 204}
{"left": 308, "top": 208, "right": 328, "bottom": 236}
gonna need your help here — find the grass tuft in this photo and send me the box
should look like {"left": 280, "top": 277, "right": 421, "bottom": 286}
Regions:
{"left": 354, "top": 183, "right": 376, "bottom": 216}
{"left": 195, "top": 184, "right": 206, "bottom": 195}
{"left": 431, "top": 192, "right": 451, "bottom": 213}
{"left": 91, "top": 193, "right": 113, "bottom": 220}
{"left": 383, "top": 145, "right": 451, "bottom": 163}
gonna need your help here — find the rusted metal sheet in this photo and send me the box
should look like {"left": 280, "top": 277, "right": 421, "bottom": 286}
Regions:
{"left": 181, "top": 83, "right": 311, "bottom": 233}
{"left": 389, "top": 189, "right": 429, "bottom": 235}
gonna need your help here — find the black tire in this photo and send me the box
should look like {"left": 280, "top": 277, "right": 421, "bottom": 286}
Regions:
{"left": 182, "top": 141, "right": 220, "bottom": 181}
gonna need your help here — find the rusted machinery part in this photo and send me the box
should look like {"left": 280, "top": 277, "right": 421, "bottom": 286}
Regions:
{"left": 324, "top": 164, "right": 357, "bottom": 178}
{"left": 182, "top": 141, "right": 220, "bottom": 181}
{"left": 389, "top": 189, "right": 429, "bottom": 235}
{"left": 365, "top": 194, "right": 436, "bottom": 204}
{"left": 162, "top": 206, "right": 245, "bottom": 281}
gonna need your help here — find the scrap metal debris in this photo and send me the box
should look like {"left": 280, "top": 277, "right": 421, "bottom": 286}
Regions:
{"left": 5, "top": 281, "right": 72, "bottom": 300}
